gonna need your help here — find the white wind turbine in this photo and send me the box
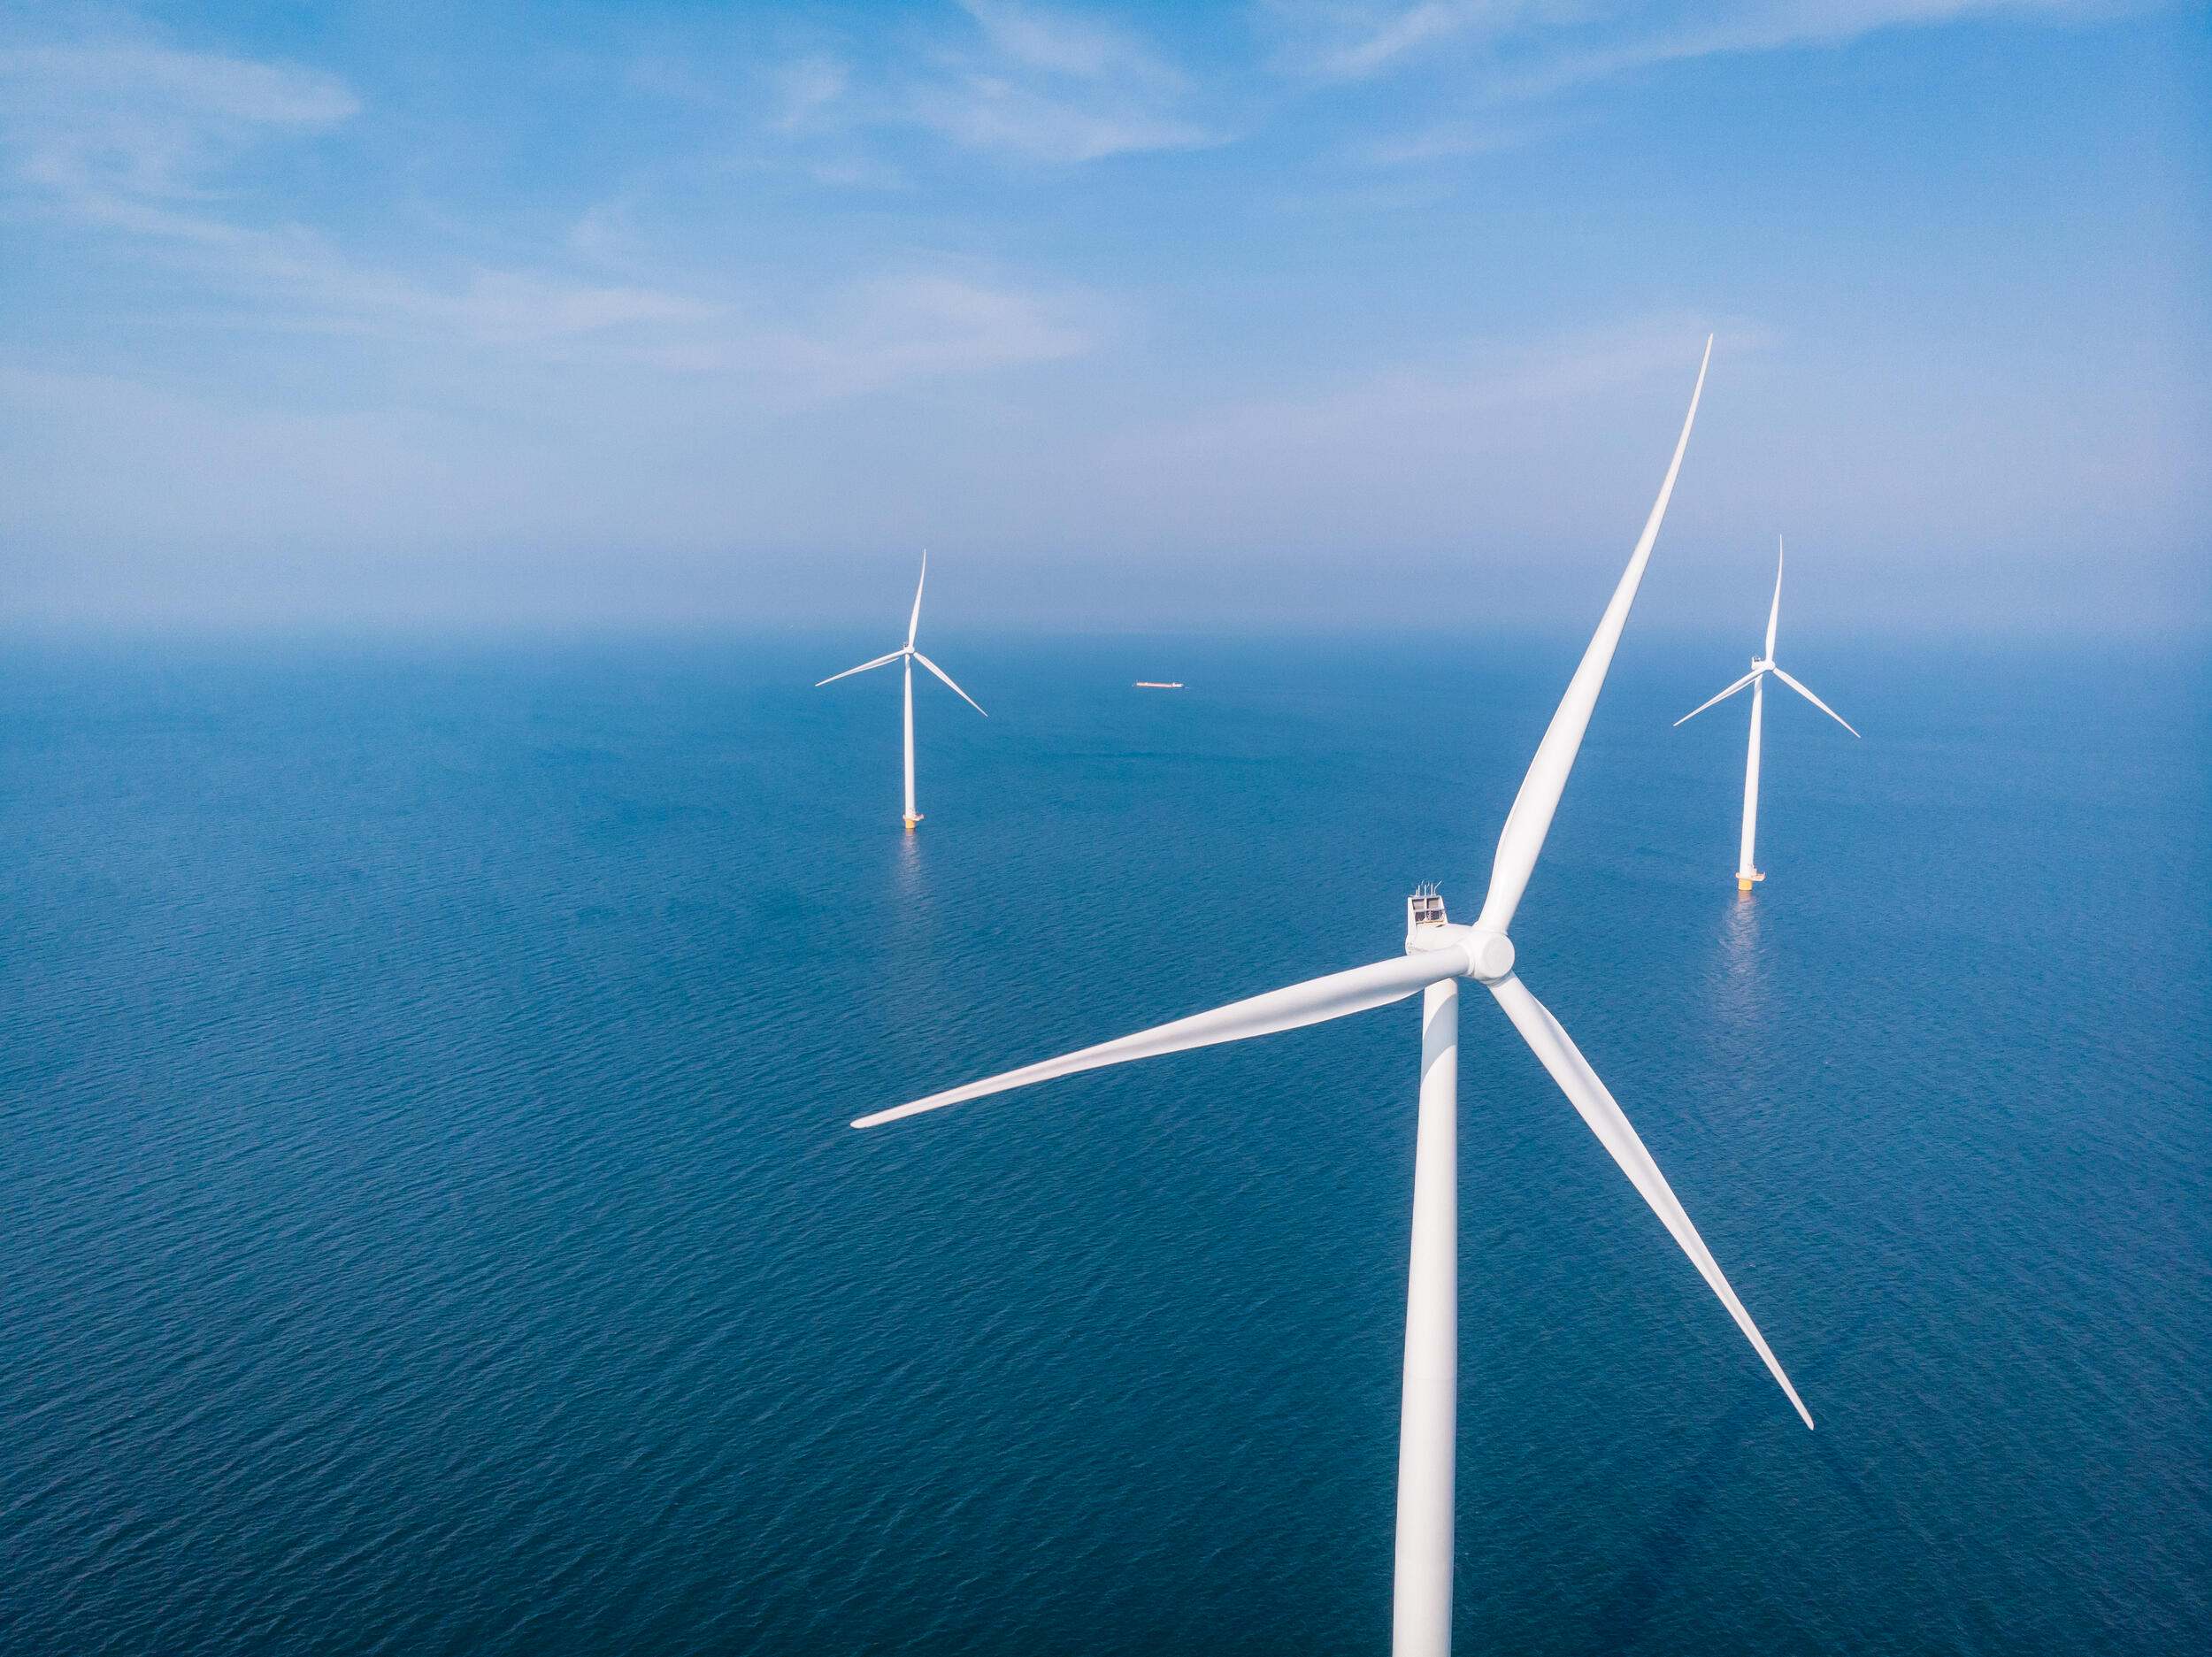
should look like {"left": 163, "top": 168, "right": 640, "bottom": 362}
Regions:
{"left": 850, "top": 341, "right": 1812, "bottom": 1657}
{"left": 1675, "top": 539, "right": 1860, "bottom": 892}
{"left": 816, "top": 551, "right": 987, "bottom": 831}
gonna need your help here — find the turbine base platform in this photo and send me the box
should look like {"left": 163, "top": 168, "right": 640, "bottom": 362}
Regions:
{"left": 903, "top": 814, "right": 922, "bottom": 832}
{"left": 1737, "top": 871, "right": 1764, "bottom": 893}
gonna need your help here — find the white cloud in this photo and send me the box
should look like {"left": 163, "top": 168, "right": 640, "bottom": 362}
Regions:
{"left": 144, "top": 228, "right": 1092, "bottom": 396}
{"left": 6, "top": 163, "right": 721, "bottom": 352}
{"left": 0, "top": 41, "right": 356, "bottom": 205}
{"left": 956, "top": 0, "right": 1186, "bottom": 86}
{"left": 908, "top": 73, "right": 1214, "bottom": 162}
{"left": 0, "top": 40, "right": 358, "bottom": 127}
{"left": 0, "top": 42, "right": 684, "bottom": 349}
{"left": 1352, "top": 111, "right": 1575, "bottom": 165}
{"left": 633, "top": 271, "right": 1099, "bottom": 397}
{"left": 1263, "top": 0, "right": 2140, "bottom": 166}
{"left": 721, "top": 1, "right": 1217, "bottom": 170}
{"left": 1275, "top": 0, "right": 2127, "bottom": 88}
{"left": 0, "top": 29, "right": 1100, "bottom": 399}
{"left": 1091, "top": 318, "right": 1765, "bottom": 558}
{"left": 272, "top": 257, "right": 722, "bottom": 345}
{"left": 796, "top": 271, "right": 1098, "bottom": 387}
{"left": 921, "top": 2, "right": 1217, "bottom": 159}
{"left": 0, "top": 36, "right": 725, "bottom": 350}
{"left": 1303, "top": 1, "right": 1568, "bottom": 81}
{"left": 768, "top": 54, "right": 851, "bottom": 133}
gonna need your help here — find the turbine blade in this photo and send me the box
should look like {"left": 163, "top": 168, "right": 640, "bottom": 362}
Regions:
{"left": 1765, "top": 538, "right": 1784, "bottom": 662}
{"left": 907, "top": 549, "right": 927, "bottom": 648}
{"left": 1476, "top": 338, "right": 1712, "bottom": 934}
{"left": 855, "top": 951, "right": 1466, "bottom": 1130}
{"left": 816, "top": 649, "right": 904, "bottom": 687}
{"left": 1673, "top": 670, "right": 1761, "bottom": 727}
{"left": 1484, "top": 973, "right": 1814, "bottom": 1430}
{"left": 1770, "top": 667, "right": 1860, "bottom": 738}
{"left": 912, "top": 649, "right": 987, "bottom": 717}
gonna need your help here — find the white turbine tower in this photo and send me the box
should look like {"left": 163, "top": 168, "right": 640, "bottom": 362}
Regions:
{"left": 1675, "top": 539, "right": 1860, "bottom": 892}
{"left": 816, "top": 551, "right": 987, "bottom": 831}
{"left": 851, "top": 341, "right": 1812, "bottom": 1657}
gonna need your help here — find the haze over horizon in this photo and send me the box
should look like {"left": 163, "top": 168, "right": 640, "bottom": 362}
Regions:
{"left": 2, "top": 1, "right": 2205, "bottom": 637}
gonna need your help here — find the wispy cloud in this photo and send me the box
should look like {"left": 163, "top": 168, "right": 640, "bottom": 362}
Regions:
{"left": 920, "top": 1, "right": 1218, "bottom": 160}
{"left": 1275, "top": 0, "right": 2125, "bottom": 87}
{"left": 1351, "top": 110, "right": 1576, "bottom": 166}
{"left": 0, "top": 42, "right": 718, "bottom": 349}
{"left": 956, "top": 0, "right": 1183, "bottom": 83}
{"left": 767, "top": 54, "right": 851, "bottom": 134}
{"left": 0, "top": 32, "right": 1098, "bottom": 395}
{"left": 1290, "top": 1, "right": 1564, "bottom": 82}
{"left": 907, "top": 75, "right": 1213, "bottom": 162}
{"left": 1120, "top": 316, "right": 1752, "bottom": 455}
{"left": 701, "top": 0, "right": 1218, "bottom": 171}
{"left": 1262, "top": 0, "right": 2136, "bottom": 166}
{"left": 1097, "top": 317, "right": 1769, "bottom": 550}
{"left": 631, "top": 270, "right": 1101, "bottom": 397}
{"left": 0, "top": 41, "right": 354, "bottom": 208}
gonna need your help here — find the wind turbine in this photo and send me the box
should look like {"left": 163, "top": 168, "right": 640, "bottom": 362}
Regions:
{"left": 1675, "top": 539, "right": 1859, "bottom": 892}
{"left": 850, "top": 341, "right": 1812, "bottom": 1657}
{"left": 816, "top": 551, "right": 987, "bottom": 831}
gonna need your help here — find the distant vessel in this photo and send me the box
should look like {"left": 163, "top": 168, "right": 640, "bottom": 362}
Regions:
{"left": 1133, "top": 681, "right": 1185, "bottom": 689}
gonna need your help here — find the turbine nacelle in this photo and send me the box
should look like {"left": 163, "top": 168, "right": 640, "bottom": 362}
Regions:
{"left": 1403, "top": 886, "right": 1515, "bottom": 983}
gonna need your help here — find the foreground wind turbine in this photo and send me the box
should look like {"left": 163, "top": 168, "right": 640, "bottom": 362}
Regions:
{"left": 851, "top": 341, "right": 1811, "bottom": 1657}
{"left": 816, "top": 551, "right": 987, "bottom": 830}
{"left": 1675, "top": 539, "right": 1859, "bottom": 892}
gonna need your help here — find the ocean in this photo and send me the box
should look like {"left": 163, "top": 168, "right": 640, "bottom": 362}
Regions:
{"left": 3, "top": 631, "right": 2205, "bottom": 1654}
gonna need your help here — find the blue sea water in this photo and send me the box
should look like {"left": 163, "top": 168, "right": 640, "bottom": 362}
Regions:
{"left": 1, "top": 630, "right": 2205, "bottom": 1655}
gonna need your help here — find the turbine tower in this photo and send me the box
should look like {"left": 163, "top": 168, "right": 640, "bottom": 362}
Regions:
{"left": 1676, "top": 539, "right": 1860, "bottom": 891}
{"left": 850, "top": 341, "right": 1813, "bottom": 1657}
{"left": 816, "top": 551, "right": 987, "bottom": 830}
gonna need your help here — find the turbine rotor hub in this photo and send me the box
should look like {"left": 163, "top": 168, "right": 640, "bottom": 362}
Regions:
{"left": 1462, "top": 929, "right": 1515, "bottom": 983}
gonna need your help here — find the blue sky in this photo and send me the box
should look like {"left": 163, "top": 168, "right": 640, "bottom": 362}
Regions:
{"left": 0, "top": 1, "right": 2204, "bottom": 633}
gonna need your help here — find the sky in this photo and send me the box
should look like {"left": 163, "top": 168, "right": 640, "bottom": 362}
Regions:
{"left": 0, "top": 0, "right": 2205, "bottom": 636}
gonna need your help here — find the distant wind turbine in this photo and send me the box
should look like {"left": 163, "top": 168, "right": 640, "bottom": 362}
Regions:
{"left": 851, "top": 341, "right": 1812, "bottom": 1657}
{"left": 816, "top": 551, "right": 987, "bottom": 831}
{"left": 1676, "top": 539, "right": 1859, "bottom": 892}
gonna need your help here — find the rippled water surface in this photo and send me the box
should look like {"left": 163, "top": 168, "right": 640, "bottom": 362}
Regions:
{"left": 3, "top": 633, "right": 2206, "bottom": 1654}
